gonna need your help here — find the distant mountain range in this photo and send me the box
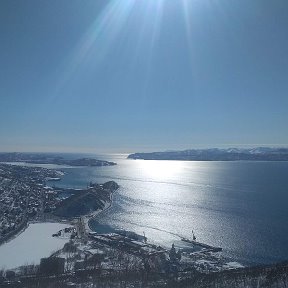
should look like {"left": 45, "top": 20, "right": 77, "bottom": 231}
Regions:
{"left": 128, "top": 147, "right": 288, "bottom": 161}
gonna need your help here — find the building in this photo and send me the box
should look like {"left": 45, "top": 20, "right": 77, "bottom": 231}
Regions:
{"left": 39, "top": 257, "right": 65, "bottom": 275}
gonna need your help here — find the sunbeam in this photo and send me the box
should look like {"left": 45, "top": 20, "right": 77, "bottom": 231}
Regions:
{"left": 129, "top": 0, "right": 165, "bottom": 104}
{"left": 56, "top": 0, "right": 168, "bottom": 104}
{"left": 56, "top": 0, "right": 136, "bottom": 92}
{"left": 181, "top": 0, "right": 193, "bottom": 51}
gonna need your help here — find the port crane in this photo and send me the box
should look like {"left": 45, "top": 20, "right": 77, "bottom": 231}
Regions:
{"left": 192, "top": 230, "right": 196, "bottom": 241}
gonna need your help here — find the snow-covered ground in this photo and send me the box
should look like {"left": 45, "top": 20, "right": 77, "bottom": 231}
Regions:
{"left": 0, "top": 223, "right": 71, "bottom": 270}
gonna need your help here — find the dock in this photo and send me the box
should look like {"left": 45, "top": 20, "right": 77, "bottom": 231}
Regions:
{"left": 181, "top": 237, "right": 222, "bottom": 252}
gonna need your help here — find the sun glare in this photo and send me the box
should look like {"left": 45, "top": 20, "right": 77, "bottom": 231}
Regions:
{"left": 56, "top": 0, "right": 194, "bottom": 97}
{"left": 56, "top": 0, "right": 136, "bottom": 92}
{"left": 138, "top": 160, "right": 186, "bottom": 180}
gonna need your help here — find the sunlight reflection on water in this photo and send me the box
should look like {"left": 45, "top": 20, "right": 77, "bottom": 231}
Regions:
{"left": 49, "top": 156, "right": 288, "bottom": 265}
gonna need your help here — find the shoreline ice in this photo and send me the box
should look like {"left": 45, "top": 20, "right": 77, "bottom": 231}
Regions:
{"left": 0, "top": 223, "right": 71, "bottom": 270}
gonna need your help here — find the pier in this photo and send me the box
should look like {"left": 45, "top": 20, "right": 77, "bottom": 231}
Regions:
{"left": 181, "top": 237, "right": 222, "bottom": 252}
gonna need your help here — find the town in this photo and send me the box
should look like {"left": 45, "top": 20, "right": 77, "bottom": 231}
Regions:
{"left": 0, "top": 163, "right": 288, "bottom": 287}
{"left": 0, "top": 164, "right": 62, "bottom": 245}
{"left": 0, "top": 163, "right": 236, "bottom": 286}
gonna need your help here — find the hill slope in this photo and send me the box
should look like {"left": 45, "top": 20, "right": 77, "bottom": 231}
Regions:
{"left": 128, "top": 147, "right": 288, "bottom": 161}
{"left": 53, "top": 181, "right": 119, "bottom": 218}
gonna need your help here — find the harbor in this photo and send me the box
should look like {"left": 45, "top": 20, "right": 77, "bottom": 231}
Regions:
{"left": 181, "top": 237, "right": 222, "bottom": 253}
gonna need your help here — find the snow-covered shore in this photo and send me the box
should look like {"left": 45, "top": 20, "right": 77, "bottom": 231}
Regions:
{"left": 0, "top": 223, "right": 71, "bottom": 270}
{"left": 85, "top": 192, "right": 114, "bottom": 233}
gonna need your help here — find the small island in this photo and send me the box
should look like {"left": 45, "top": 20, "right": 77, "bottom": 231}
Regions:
{"left": 128, "top": 147, "right": 288, "bottom": 161}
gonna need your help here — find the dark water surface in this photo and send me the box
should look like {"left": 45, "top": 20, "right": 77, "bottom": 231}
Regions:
{"left": 49, "top": 154, "right": 288, "bottom": 265}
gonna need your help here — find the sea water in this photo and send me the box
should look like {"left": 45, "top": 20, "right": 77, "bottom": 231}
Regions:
{"left": 46, "top": 154, "right": 288, "bottom": 266}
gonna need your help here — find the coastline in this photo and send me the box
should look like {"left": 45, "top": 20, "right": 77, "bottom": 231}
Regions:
{"left": 0, "top": 196, "right": 112, "bottom": 270}
{"left": 85, "top": 190, "right": 115, "bottom": 233}
{"left": 0, "top": 218, "right": 72, "bottom": 248}
{"left": 0, "top": 180, "right": 117, "bottom": 249}
{"left": 0, "top": 222, "right": 72, "bottom": 270}
{"left": 0, "top": 221, "right": 29, "bottom": 247}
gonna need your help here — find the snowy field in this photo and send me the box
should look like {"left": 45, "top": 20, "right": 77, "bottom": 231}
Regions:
{"left": 0, "top": 223, "right": 71, "bottom": 270}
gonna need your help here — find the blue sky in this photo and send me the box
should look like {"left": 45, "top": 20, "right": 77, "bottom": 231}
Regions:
{"left": 0, "top": 0, "right": 287, "bottom": 153}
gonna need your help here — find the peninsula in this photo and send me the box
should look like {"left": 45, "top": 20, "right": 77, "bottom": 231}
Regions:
{"left": 128, "top": 147, "right": 288, "bottom": 161}
{"left": 0, "top": 152, "right": 116, "bottom": 167}
{"left": 1, "top": 163, "right": 288, "bottom": 288}
{"left": 53, "top": 181, "right": 119, "bottom": 218}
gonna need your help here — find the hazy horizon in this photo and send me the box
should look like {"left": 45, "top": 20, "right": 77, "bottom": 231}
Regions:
{"left": 0, "top": 144, "right": 287, "bottom": 155}
{"left": 1, "top": 0, "right": 287, "bottom": 152}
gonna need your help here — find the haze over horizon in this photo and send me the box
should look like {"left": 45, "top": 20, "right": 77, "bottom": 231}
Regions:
{"left": 1, "top": 0, "right": 287, "bottom": 153}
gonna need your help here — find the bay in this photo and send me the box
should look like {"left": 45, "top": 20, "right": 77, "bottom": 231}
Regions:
{"left": 44, "top": 154, "right": 288, "bottom": 265}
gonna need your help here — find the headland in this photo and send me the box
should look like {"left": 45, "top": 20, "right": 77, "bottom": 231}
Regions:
{"left": 0, "top": 152, "right": 116, "bottom": 167}
{"left": 128, "top": 147, "right": 288, "bottom": 161}
{"left": 0, "top": 161, "right": 288, "bottom": 287}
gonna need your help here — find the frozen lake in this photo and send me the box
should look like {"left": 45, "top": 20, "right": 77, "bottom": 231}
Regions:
{"left": 0, "top": 223, "right": 71, "bottom": 270}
